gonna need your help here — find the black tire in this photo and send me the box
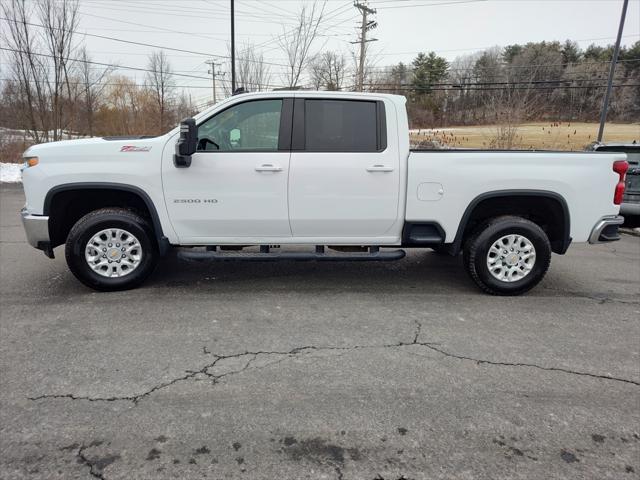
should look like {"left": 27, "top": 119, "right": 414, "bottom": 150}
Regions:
{"left": 463, "top": 215, "right": 551, "bottom": 296}
{"left": 65, "top": 208, "right": 158, "bottom": 291}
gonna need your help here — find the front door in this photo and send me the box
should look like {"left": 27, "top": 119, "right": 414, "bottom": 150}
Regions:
{"left": 163, "top": 98, "right": 292, "bottom": 242}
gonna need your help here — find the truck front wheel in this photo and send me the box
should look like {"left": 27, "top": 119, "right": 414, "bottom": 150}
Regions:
{"left": 463, "top": 216, "right": 551, "bottom": 295}
{"left": 65, "top": 208, "right": 158, "bottom": 291}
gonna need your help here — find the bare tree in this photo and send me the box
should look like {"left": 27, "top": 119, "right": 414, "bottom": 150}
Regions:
{"left": 484, "top": 68, "right": 540, "bottom": 149}
{"left": 174, "top": 91, "right": 196, "bottom": 122}
{"left": 277, "top": 1, "right": 326, "bottom": 88}
{"left": 236, "top": 43, "right": 271, "bottom": 92}
{"left": 310, "top": 51, "right": 346, "bottom": 90}
{"left": 77, "top": 47, "right": 113, "bottom": 136}
{"left": 36, "top": 0, "right": 79, "bottom": 140}
{"left": 447, "top": 51, "right": 483, "bottom": 124}
{"left": 1, "top": 0, "right": 80, "bottom": 141}
{"left": 348, "top": 45, "right": 379, "bottom": 91}
{"left": 146, "top": 50, "right": 175, "bottom": 133}
{"left": 1, "top": 0, "right": 50, "bottom": 142}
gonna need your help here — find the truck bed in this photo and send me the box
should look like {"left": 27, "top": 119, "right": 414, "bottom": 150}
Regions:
{"left": 406, "top": 150, "right": 625, "bottom": 243}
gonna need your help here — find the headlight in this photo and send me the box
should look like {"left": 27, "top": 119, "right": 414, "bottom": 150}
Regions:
{"left": 23, "top": 156, "right": 39, "bottom": 168}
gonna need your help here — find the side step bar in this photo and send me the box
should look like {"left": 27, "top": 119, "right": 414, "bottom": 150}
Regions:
{"left": 178, "top": 246, "right": 406, "bottom": 262}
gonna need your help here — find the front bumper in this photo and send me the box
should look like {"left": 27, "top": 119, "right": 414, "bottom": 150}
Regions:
{"left": 20, "top": 209, "right": 53, "bottom": 257}
{"left": 588, "top": 215, "right": 624, "bottom": 244}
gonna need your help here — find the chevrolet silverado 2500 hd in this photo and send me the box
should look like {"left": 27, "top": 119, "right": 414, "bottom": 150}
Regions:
{"left": 20, "top": 91, "right": 628, "bottom": 294}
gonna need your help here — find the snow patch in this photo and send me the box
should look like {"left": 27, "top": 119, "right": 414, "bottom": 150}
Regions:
{"left": 1, "top": 163, "right": 22, "bottom": 183}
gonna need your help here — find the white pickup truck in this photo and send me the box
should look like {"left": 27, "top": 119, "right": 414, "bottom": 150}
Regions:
{"left": 20, "top": 91, "right": 628, "bottom": 295}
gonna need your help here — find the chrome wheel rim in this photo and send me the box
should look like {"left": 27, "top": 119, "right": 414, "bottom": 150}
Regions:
{"left": 85, "top": 228, "right": 143, "bottom": 278}
{"left": 486, "top": 234, "right": 536, "bottom": 283}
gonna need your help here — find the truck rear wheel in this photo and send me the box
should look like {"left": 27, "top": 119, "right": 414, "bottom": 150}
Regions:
{"left": 65, "top": 208, "right": 158, "bottom": 291}
{"left": 463, "top": 216, "right": 551, "bottom": 295}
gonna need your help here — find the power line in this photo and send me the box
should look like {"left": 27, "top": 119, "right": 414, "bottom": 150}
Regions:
{"left": 367, "top": 57, "right": 640, "bottom": 73}
{"left": 0, "top": 16, "right": 292, "bottom": 68}
{"left": 374, "top": 0, "right": 487, "bottom": 8}
{"left": 0, "top": 46, "right": 213, "bottom": 81}
{"left": 369, "top": 34, "right": 640, "bottom": 59}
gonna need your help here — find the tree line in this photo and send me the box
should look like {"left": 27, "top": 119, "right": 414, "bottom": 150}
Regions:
{"left": 371, "top": 40, "right": 640, "bottom": 131}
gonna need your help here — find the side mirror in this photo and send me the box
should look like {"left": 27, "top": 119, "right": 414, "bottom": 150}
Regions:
{"left": 173, "top": 118, "right": 197, "bottom": 168}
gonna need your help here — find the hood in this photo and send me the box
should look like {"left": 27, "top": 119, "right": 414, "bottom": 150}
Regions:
{"left": 24, "top": 135, "right": 166, "bottom": 159}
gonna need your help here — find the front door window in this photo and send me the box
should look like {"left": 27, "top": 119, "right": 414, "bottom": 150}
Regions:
{"left": 197, "top": 99, "right": 283, "bottom": 152}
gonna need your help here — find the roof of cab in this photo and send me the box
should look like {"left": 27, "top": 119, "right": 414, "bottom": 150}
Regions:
{"left": 194, "top": 90, "right": 407, "bottom": 122}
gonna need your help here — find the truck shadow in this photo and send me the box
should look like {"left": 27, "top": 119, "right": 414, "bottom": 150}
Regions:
{"left": 145, "top": 249, "right": 477, "bottom": 295}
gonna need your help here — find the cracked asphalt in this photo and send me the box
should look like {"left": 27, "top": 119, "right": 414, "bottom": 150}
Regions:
{"left": 1, "top": 183, "right": 639, "bottom": 480}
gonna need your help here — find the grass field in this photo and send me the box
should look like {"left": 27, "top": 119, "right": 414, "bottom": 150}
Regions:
{"left": 410, "top": 122, "right": 640, "bottom": 150}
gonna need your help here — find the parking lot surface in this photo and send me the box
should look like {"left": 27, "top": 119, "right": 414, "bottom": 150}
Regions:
{"left": 1, "top": 184, "right": 639, "bottom": 479}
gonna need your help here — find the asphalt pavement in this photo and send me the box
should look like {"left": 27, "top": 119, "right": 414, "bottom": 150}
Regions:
{"left": 1, "top": 183, "right": 639, "bottom": 480}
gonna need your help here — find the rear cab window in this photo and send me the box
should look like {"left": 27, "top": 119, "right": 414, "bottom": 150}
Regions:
{"left": 298, "top": 99, "right": 386, "bottom": 152}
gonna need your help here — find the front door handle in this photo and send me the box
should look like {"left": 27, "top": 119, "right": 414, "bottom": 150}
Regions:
{"left": 255, "top": 164, "right": 283, "bottom": 172}
{"left": 366, "top": 164, "right": 394, "bottom": 172}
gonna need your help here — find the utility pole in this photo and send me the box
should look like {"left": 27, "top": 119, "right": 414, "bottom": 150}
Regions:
{"left": 597, "top": 0, "right": 628, "bottom": 143}
{"left": 205, "top": 60, "right": 224, "bottom": 104}
{"left": 353, "top": 1, "right": 377, "bottom": 92}
{"left": 231, "top": 0, "right": 236, "bottom": 92}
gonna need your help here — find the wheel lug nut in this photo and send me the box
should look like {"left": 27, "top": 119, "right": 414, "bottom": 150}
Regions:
{"left": 116, "top": 243, "right": 120, "bottom": 247}
{"left": 102, "top": 248, "right": 107, "bottom": 252}
{"left": 108, "top": 243, "right": 112, "bottom": 247}
{"left": 122, "top": 254, "right": 126, "bottom": 258}
{"left": 121, "top": 247, "right": 125, "bottom": 251}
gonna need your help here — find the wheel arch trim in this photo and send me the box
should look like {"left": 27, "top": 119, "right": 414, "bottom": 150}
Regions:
{"left": 43, "top": 182, "right": 171, "bottom": 256}
{"left": 451, "top": 189, "right": 571, "bottom": 255}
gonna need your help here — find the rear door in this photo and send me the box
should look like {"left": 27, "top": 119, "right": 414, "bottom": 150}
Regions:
{"left": 288, "top": 97, "right": 400, "bottom": 239}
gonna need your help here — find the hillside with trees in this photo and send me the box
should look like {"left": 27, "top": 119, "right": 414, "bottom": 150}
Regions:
{"left": 372, "top": 40, "right": 640, "bottom": 129}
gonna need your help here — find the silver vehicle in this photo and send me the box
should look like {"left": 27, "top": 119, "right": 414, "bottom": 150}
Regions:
{"left": 590, "top": 143, "right": 640, "bottom": 218}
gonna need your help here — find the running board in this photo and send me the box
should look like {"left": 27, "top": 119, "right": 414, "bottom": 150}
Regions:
{"left": 177, "top": 246, "right": 406, "bottom": 262}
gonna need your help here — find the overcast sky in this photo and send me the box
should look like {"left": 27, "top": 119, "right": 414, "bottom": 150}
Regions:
{"left": 1, "top": 0, "right": 639, "bottom": 106}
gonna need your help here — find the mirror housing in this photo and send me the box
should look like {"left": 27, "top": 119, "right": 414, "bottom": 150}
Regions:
{"left": 173, "top": 118, "right": 197, "bottom": 168}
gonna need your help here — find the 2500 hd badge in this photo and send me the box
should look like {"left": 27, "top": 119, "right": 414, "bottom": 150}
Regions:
{"left": 173, "top": 198, "right": 219, "bottom": 204}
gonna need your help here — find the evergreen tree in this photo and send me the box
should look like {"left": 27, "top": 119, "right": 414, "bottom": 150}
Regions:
{"left": 561, "top": 40, "right": 581, "bottom": 64}
{"left": 411, "top": 52, "right": 449, "bottom": 95}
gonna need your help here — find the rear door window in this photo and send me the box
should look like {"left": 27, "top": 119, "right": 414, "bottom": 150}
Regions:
{"left": 304, "top": 99, "right": 379, "bottom": 152}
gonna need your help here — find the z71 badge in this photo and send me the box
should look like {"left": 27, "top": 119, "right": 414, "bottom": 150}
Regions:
{"left": 120, "top": 145, "right": 151, "bottom": 152}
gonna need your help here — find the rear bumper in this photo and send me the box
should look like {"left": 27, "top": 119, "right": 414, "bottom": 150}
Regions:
{"left": 588, "top": 215, "right": 624, "bottom": 244}
{"left": 20, "top": 209, "right": 53, "bottom": 257}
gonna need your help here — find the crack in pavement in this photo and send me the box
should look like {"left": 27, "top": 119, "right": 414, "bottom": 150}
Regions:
{"left": 27, "top": 321, "right": 639, "bottom": 405}
{"left": 418, "top": 344, "right": 640, "bottom": 386}
{"left": 77, "top": 444, "right": 106, "bottom": 480}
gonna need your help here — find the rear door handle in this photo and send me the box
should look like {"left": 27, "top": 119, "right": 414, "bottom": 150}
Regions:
{"left": 366, "top": 164, "right": 394, "bottom": 172}
{"left": 255, "top": 164, "right": 283, "bottom": 172}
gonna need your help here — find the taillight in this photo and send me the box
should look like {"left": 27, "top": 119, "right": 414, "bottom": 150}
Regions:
{"left": 613, "top": 160, "right": 628, "bottom": 205}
